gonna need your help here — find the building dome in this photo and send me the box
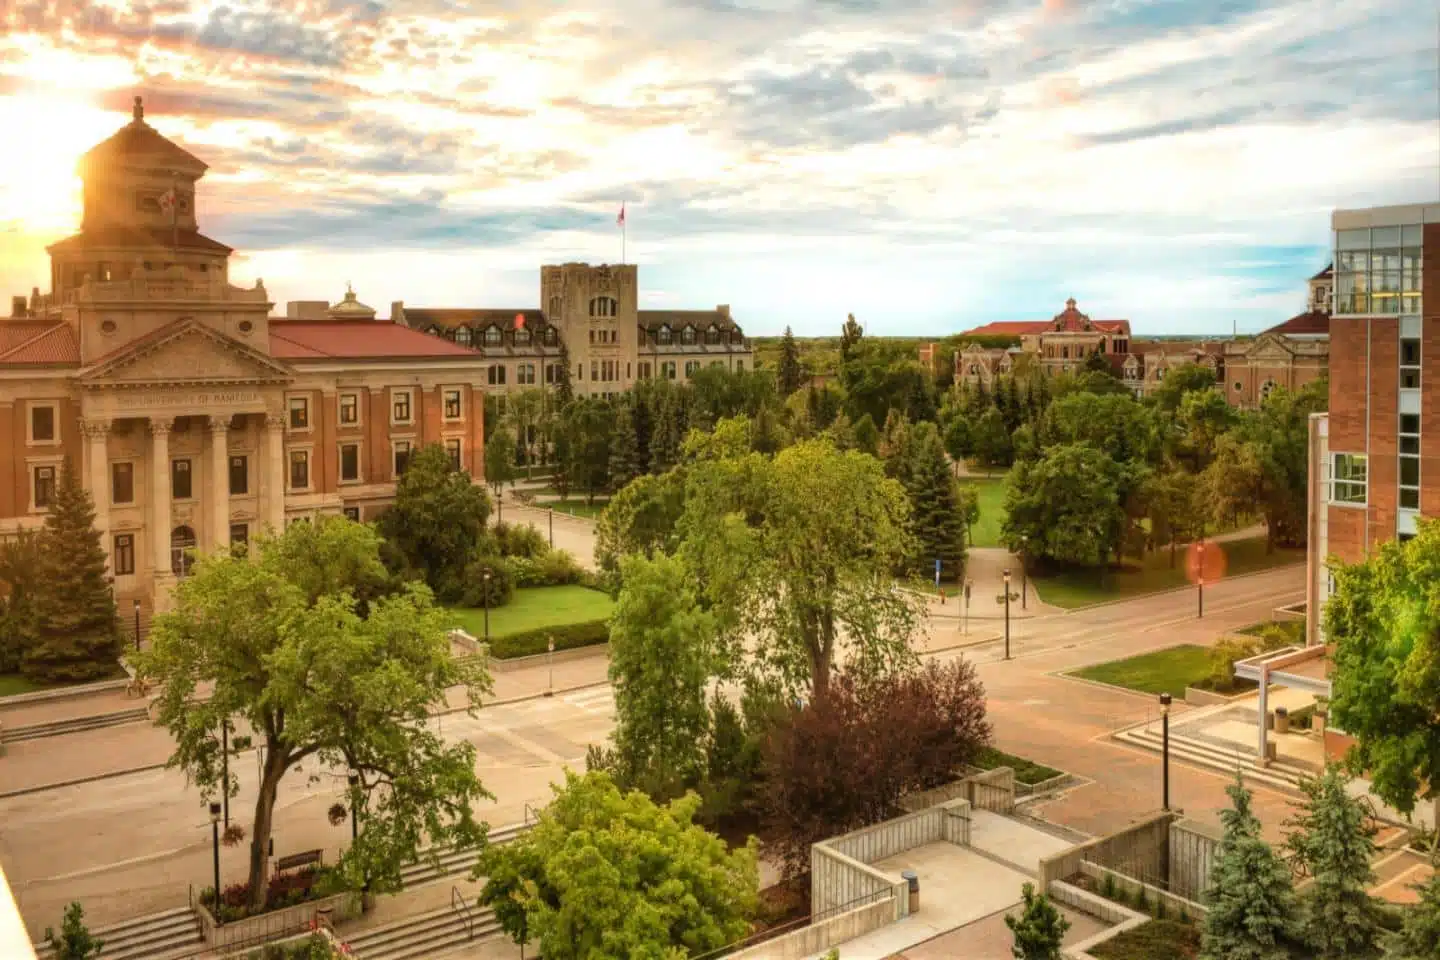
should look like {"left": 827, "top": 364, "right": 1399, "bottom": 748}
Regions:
{"left": 328, "top": 284, "right": 377, "bottom": 320}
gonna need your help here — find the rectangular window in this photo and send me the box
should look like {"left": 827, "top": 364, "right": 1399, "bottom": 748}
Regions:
{"left": 444, "top": 389, "right": 462, "bottom": 420}
{"left": 1331, "top": 453, "right": 1367, "bottom": 505}
{"left": 591, "top": 360, "right": 599, "bottom": 382}
{"left": 340, "top": 443, "right": 360, "bottom": 482}
{"left": 1399, "top": 411, "right": 1420, "bottom": 511}
{"left": 736, "top": 359, "right": 744, "bottom": 371}
{"left": 30, "top": 405, "right": 55, "bottom": 443}
{"left": 488, "top": 365, "right": 507, "bottom": 386}
{"left": 638, "top": 362, "right": 652, "bottom": 379}
{"left": 393, "top": 440, "right": 412, "bottom": 476}
{"left": 172, "top": 459, "right": 192, "bottom": 500}
{"left": 229, "top": 523, "right": 248, "bottom": 547}
{"left": 289, "top": 450, "right": 310, "bottom": 490}
{"left": 32, "top": 465, "right": 55, "bottom": 509}
{"left": 229, "top": 455, "right": 248, "bottom": 495}
{"left": 111, "top": 462, "right": 134, "bottom": 504}
{"left": 685, "top": 360, "right": 700, "bottom": 378}
{"left": 392, "top": 390, "right": 413, "bottom": 423}
{"left": 339, "top": 393, "right": 359, "bottom": 425}
{"left": 445, "top": 438, "right": 462, "bottom": 470}
{"left": 343, "top": 506, "right": 361, "bottom": 523}
{"left": 1400, "top": 337, "right": 1421, "bottom": 390}
{"left": 113, "top": 533, "right": 135, "bottom": 575}
{"left": 662, "top": 361, "right": 676, "bottom": 380}
{"left": 288, "top": 396, "right": 309, "bottom": 430}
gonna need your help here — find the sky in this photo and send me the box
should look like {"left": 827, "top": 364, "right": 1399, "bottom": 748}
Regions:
{"left": 0, "top": 0, "right": 1436, "bottom": 338}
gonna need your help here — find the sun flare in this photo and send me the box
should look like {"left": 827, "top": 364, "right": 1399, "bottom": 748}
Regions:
{"left": 0, "top": 94, "right": 123, "bottom": 236}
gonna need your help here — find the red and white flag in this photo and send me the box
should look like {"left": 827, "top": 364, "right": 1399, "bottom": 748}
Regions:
{"left": 616, "top": 203, "right": 626, "bottom": 228}
{"left": 158, "top": 188, "right": 176, "bottom": 213}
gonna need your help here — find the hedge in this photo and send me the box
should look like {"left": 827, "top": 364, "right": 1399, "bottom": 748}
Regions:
{"left": 487, "top": 618, "right": 609, "bottom": 660}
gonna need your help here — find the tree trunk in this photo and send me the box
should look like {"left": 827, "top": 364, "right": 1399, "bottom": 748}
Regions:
{"left": 247, "top": 743, "right": 290, "bottom": 912}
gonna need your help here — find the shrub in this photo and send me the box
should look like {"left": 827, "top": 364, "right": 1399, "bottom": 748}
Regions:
{"left": 508, "top": 550, "right": 584, "bottom": 588}
{"left": 493, "top": 522, "right": 548, "bottom": 560}
{"left": 199, "top": 866, "right": 327, "bottom": 922}
{"left": 461, "top": 556, "right": 515, "bottom": 608}
{"left": 487, "top": 619, "right": 608, "bottom": 660}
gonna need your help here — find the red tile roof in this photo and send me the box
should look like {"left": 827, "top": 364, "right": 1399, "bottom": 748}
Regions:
{"left": 269, "top": 321, "right": 486, "bottom": 361}
{"left": 963, "top": 299, "right": 1130, "bottom": 338}
{"left": 963, "top": 320, "right": 1051, "bottom": 336}
{"left": 0, "top": 322, "right": 80, "bottom": 366}
{"left": 1265, "top": 311, "right": 1330, "bottom": 337}
{"left": 47, "top": 227, "right": 231, "bottom": 255}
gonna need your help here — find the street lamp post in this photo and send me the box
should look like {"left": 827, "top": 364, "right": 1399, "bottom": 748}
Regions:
{"left": 221, "top": 720, "right": 230, "bottom": 829}
{"left": 545, "top": 637, "right": 555, "bottom": 697}
{"left": 347, "top": 773, "right": 359, "bottom": 844}
{"left": 1003, "top": 569, "right": 1013, "bottom": 661}
{"left": 1159, "top": 692, "right": 1172, "bottom": 812}
{"left": 1020, "top": 536, "right": 1029, "bottom": 611}
{"left": 209, "top": 801, "right": 223, "bottom": 923}
{"left": 549, "top": 508, "right": 554, "bottom": 547}
{"left": 1196, "top": 541, "right": 1205, "bottom": 619}
{"left": 133, "top": 598, "right": 142, "bottom": 652}
{"left": 482, "top": 570, "right": 492, "bottom": 642}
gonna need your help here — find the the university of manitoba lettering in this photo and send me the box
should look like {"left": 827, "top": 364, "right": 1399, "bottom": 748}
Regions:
{"left": 0, "top": 97, "right": 752, "bottom": 611}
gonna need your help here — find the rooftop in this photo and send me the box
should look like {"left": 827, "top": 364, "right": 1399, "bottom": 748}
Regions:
{"left": 269, "top": 322, "right": 483, "bottom": 361}
{"left": 78, "top": 96, "right": 207, "bottom": 175}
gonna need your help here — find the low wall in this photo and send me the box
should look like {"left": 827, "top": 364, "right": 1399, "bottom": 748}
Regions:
{"left": 1078, "top": 862, "right": 1207, "bottom": 921}
{"left": 1038, "top": 812, "right": 1177, "bottom": 891}
{"left": 487, "top": 642, "right": 609, "bottom": 673}
{"left": 727, "top": 898, "right": 897, "bottom": 960}
{"left": 1167, "top": 819, "right": 1220, "bottom": 902}
{"left": 197, "top": 891, "right": 361, "bottom": 952}
{"left": 901, "top": 767, "right": 1018, "bottom": 815}
{"left": 0, "top": 676, "right": 131, "bottom": 710}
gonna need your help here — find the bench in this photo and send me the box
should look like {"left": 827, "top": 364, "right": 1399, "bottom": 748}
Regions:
{"left": 275, "top": 849, "right": 324, "bottom": 874}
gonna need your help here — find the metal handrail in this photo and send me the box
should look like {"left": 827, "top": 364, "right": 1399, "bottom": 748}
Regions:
{"left": 451, "top": 885, "right": 476, "bottom": 940}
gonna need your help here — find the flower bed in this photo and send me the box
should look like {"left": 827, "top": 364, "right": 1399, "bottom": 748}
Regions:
{"left": 1088, "top": 919, "right": 1200, "bottom": 960}
{"left": 201, "top": 866, "right": 330, "bottom": 924}
{"left": 241, "top": 931, "right": 353, "bottom": 959}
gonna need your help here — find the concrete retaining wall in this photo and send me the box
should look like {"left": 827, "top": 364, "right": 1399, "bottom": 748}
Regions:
{"left": 1168, "top": 819, "right": 1220, "bottom": 902}
{"left": 1078, "top": 862, "right": 1207, "bottom": 921}
{"left": 197, "top": 891, "right": 361, "bottom": 951}
{"left": 1038, "top": 812, "right": 1177, "bottom": 891}
{"left": 727, "top": 898, "right": 897, "bottom": 960}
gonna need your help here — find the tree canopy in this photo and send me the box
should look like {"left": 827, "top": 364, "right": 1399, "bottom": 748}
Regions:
{"left": 378, "top": 442, "right": 491, "bottom": 601}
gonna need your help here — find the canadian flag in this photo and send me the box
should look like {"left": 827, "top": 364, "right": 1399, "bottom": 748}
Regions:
{"left": 616, "top": 203, "right": 625, "bottom": 228}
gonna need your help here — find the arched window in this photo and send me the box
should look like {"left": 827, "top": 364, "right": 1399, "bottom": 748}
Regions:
{"left": 657, "top": 326, "right": 673, "bottom": 345}
{"left": 589, "top": 296, "right": 618, "bottom": 318}
{"left": 705, "top": 325, "right": 721, "bottom": 345}
{"left": 1260, "top": 378, "right": 1279, "bottom": 402}
{"left": 515, "top": 327, "right": 532, "bottom": 346}
{"left": 455, "top": 326, "right": 472, "bottom": 346}
{"left": 171, "top": 526, "right": 197, "bottom": 577}
{"left": 484, "top": 325, "right": 502, "bottom": 346}
{"left": 542, "top": 327, "right": 558, "bottom": 347}
{"left": 426, "top": 325, "right": 442, "bottom": 336}
{"left": 680, "top": 326, "right": 697, "bottom": 345}
{"left": 547, "top": 295, "right": 562, "bottom": 318}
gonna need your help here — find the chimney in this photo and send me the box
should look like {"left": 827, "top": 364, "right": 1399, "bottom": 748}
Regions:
{"left": 30, "top": 286, "right": 40, "bottom": 311}
{"left": 11, "top": 295, "right": 27, "bottom": 318}
{"left": 716, "top": 304, "right": 730, "bottom": 319}
{"left": 391, "top": 300, "right": 406, "bottom": 325}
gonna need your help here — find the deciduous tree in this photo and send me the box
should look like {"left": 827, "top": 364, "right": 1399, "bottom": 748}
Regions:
{"left": 594, "top": 470, "right": 688, "bottom": 579}
{"left": 971, "top": 405, "right": 1012, "bottom": 469}
{"left": 1002, "top": 444, "right": 1140, "bottom": 567}
{"left": 140, "top": 519, "right": 492, "bottom": 910}
{"left": 0, "top": 530, "right": 42, "bottom": 674}
{"left": 477, "top": 770, "right": 757, "bottom": 960}
{"left": 378, "top": 443, "right": 490, "bottom": 600}
{"left": 484, "top": 426, "right": 518, "bottom": 496}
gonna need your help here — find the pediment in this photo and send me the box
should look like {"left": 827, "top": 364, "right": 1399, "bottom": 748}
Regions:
{"left": 80, "top": 319, "right": 293, "bottom": 386}
{"left": 1243, "top": 333, "right": 1296, "bottom": 360}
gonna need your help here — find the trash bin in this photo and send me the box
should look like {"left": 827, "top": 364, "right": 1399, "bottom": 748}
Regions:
{"left": 1275, "top": 706, "right": 1290, "bottom": 735}
{"left": 901, "top": 870, "right": 919, "bottom": 913}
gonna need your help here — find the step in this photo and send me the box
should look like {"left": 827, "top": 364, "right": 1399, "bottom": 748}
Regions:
{"left": 397, "top": 822, "right": 529, "bottom": 889}
{"left": 34, "top": 907, "right": 202, "bottom": 960}
{"left": 97, "top": 926, "right": 204, "bottom": 960}
{"left": 1114, "top": 728, "right": 1303, "bottom": 793}
{"left": 6, "top": 707, "right": 149, "bottom": 742}
{"left": 90, "top": 906, "right": 194, "bottom": 939}
{"left": 346, "top": 906, "right": 501, "bottom": 960}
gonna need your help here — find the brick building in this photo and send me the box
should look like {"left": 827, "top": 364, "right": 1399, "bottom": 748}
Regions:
{"left": 0, "top": 98, "right": 491, "bottom": 611}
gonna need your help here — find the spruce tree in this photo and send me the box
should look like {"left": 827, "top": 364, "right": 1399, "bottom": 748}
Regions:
{"left": 905, "top": 422, "right": 967, "bottom": 581}
{"left": 880, "top": 409, "right": 912, "bottom": 478}
{"left": 649, "top": 395, "right": 682, "bottom": 474}
{"left": 608, "top": 403, "right": 643, "bottom": 492}
{"left": 1201, "top": 775, "right": 1298, "bottom": 960}
{"left": 839, "top": 312, "right": 863, "bottom": 361}
{"left": 852, "top": 413, "right": 880, "bottom": 456}
{"left": 778, "top": 325, "right": 803, "bottom": 396}
{"left": 1006, "top": 882, "right": 1069, "bottom": 959}
{"left": 1284, "top": 763, "right": 1384, "bottom": 959}
{"left": 554, "top": 341, "right": 575, "bottom": 406}
{"left": 824, "top": 412, "right": 856, "bottom": 451}
{"left": 1383, "top": 869, "right": 1440, "bottom": 959}
{"left": 23, "top": 461, "right": 121, "bottom": 682}
{"left": 0, "top": 531, "right": 43, "bottom": 674}
{"left": 44, "top": 902, "right": 103, "bottom": 959}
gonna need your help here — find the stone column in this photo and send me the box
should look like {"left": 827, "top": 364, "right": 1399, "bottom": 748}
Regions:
{"left": 263, "top": 415, "right": 286, "bottom": 532}
{"left": 83, "top": 418, "right": 111, "bottom": 567}
{"left": 150, "top": 419, "right": 173, "bottom": 576}
{"left": 208, "top": 416, "right": 230, "bottom": 551}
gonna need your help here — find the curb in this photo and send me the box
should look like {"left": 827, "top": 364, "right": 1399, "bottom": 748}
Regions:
{"left": 0, "top": 677, "right": 131, "bottom": 710}
{"left": 1048, "top": 562, "right": 1305, "bottom": 616}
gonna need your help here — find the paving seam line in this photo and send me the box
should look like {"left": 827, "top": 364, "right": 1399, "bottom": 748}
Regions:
{"left": 1, "top": 683, "right": 614, "bottom": 799}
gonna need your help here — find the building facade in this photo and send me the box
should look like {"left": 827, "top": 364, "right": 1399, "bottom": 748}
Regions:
{"left": 957, "top": 299, "right": 1132, "bottom": 385}
{"left": 0, "top": 98, "right": 491, "bottom": 611}
{"left": 394, "top": 263, "right": 752, "bottom": 405}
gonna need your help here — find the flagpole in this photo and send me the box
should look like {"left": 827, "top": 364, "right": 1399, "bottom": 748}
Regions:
{"left": 171, "top": 170, "right": 179, "bottom": 261}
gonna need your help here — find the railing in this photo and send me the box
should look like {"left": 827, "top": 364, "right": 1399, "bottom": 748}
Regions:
{"left": 451, "top": 886, "right": 476, "bottom": 941}
{"left": 523, "top": 803, "right": 540, "bottom": 826}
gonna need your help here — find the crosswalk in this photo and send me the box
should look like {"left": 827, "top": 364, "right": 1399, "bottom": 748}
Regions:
{"left": 433, "top": 685, "right": 618, "bottom": 770}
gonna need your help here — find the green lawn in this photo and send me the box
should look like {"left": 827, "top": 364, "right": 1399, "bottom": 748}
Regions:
{"left": 0, "top": 666, "right": 127, "bottom": 698}
{"left": 1032, "top": 535, "right": 1303, "bottom": 609}
{"left": 534, "top": 498, "right": 609, "bottom": 520}
{"left": 972, "top": 746, "right": 1062, "bottom": 786}
{"left": 959, "top": 476, "right": 1007, "bottom": 549}
{"left": 1090, "top": 920, "right": 1200, "bottom": 960}
{"left": 448, "top": 585, "right": 615, "bottom": 639}
{"left": 1069, "top": 644, "right": 1215, "bottom": 697}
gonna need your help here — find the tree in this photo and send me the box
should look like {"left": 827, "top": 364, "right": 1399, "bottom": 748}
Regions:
{"left": 485, "top": 426, "right": 518, "bottom": 496}
{"left": 553, "top": 341, "right": 574, "bottom": 406}
{"left": 1040, "top": 391, "right": 1157, "bottom": 467}
{"left": 941, "top": 411, "right": 971, "bottom": 467}
{"left": 1150, "top": 361, "right": 1218, "bottom": 413}
{"left": 1083, "top": 349, "right": 1114, "bottom": 376}
{"left": 378, "top": 443, "right": 490, "bottom": 601}
{"left": 1006, "top": 882, "right": 1070, "bottom": 959}
{"left": 23, "top": 461, "right": 121, "bottom": 682}
{"left": 852, "top": 412, "right": 880, "bottom": 456}
{"left": 1201, "top": 775, "right": 1297, "bottom": 960}
{"left": 1142, "top": 468, "right": 1203, "bottom": 565}
{"left": 1002, "top": 444, "right": 1141, "bottom": 567}
{"left": 560, "top": 397, "right": 614, "bottom": 505}
{"left": 777, "top": 325, "right": 803, "bottom": 396}
{"left": 903, "top": 421, "right": 967, "bottom": 580}
{"left": 679, "top": 438, "right": 922, "bottom": 700}
{"left": 608, "top": 403, "right": 643, "bottom": 493}
{"left": 1283, "top": 763, "right": 1383, "bottom": 959}
{"left": 648, "top": 393, "right": 684, "bottom": 475}
{"left": 1326, "top": 520, "right": 1440, "bottom": 821}
{"left": 476, "top": 770, "right": 757, "bottom": 960}
{"left": 759, "top": 661, "right": 990, "bottom": 875}
{"left": 44, "top": 902, "right": 103, "bottom": 960}
{"left": 138, "top": 518, "right": 492, "bottom": 911}
{"left": 840, "top": 311, "right": 863, "bottom": 361}
{"left": 1170, "top": 388, "right": 1235, "bottom": 473}
{"left": 1383, "top": 870, "right": 1440, "bottom": 960}
{"left": 971, "top": 405, "right": 1012, "bottom": 469}
{"left": 0, "top": 530, "right": 42, "bottom": 674}
{"left": 606, "top": 554, "right": 718, "bottom": 799}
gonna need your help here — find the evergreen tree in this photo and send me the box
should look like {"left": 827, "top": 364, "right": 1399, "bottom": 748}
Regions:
{"left": 778, "top": 325, "right": 804, "bottom": 396}
{"left": 904, "top": 422, "right": 967, "bottom": 581}
{"left": 44, "top": 901, "right": 103, "bottom": 959}
{"left": 649, "top": 394, "right": 683, "bottom": 474}
{"left": 23, "top": 461, "right": 121, "bottom": 682}
{"left": 1201, "top": 775, "right": 1298, "bottom": 960}
{"left": 852, "top": 412, "right": 880, "bottom": 456}
{"left": 553, "top": 341, "right": 574, "bottom": 406}
{"left": 824, "top": 411, "right": 857, "bottom": 451}
{"left": 880, "top": 409, "right": 912, "bottom": 478}
{"left": 840, "top": 312, "right": 864, "bottom": 361}
{"left": 1284, "top": 763, "right": 1384, "bottom": 959}
{"left": 751, "top": 404, "right": 786, "bottom": 455}
{"left": 1006, "top": 882, "right": 1069, "bottom": 959}
{"left": 1383, "top": 870, "right": 1440, "bottom": 960}
{"left": 1005, "top": 376, "right": 1023, "bottom": 429}
{"left": 608, "top": 403, "right": 643, "bottom": 492}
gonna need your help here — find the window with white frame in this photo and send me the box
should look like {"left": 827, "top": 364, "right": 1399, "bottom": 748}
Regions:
{"left": 484, "top": 325, "right": 502, "bottom": 346}
{"left": 681, "top": 327, "right": 697, "bottom": 345}
{"left": 393, "top": 440, "right": 413, "bottom": 476}
{"left": 488, "top": 365, "right": 507, "bottom": 386}
{"left": 32, "top": 464, "right": 56, "bottom": 509}
{"left": 1331, "top": 453, "right": 1367, "bottom": 505}
{"left": 657, "top": 326, "right": 673, "bottom": 345}
{"left": 455, "top": 326, "right": 472, "bottom": 347}
{"left": 1400, "top": 336, "right": 1421, "bottom": 390}
{"left": 445, "top": 438, "right": 462, "bottom": 470}
{"left": 288, "top": 396, "right": 310, "bottom": 430}
{"left": 638, "top": 361, "right": 652, "bottom": 379}
{"left": 661, "top": 360, "right": 676, "bottom": 380}
{"left": 1335, "top": 225, "right": 1423, "bottom": 315}
{"left": 113, "top": 533, "right": 135, "bottom": 575}
{"left": 29, "top": 403, "right": 57, "bottom": 444}
{"left": 1399, "top": 413, "right": 1420, "bottom": 510}
{"left": 289, "top": 449, "right": 310, "bottom": 490}
{"left": 339, "top": 392, "right": 359, "bottom": 426}
{"left": 339, "top": 442, "right": 361, "bottom": 483}
{"left": 515, "top": 327, "right": 532, "bottom": 346}
{"left": 443, "top": 389, "right": 463, "bottom": 420}
{"left": 684, "top": 360, "right": 700, "bottom": 378}
{"left": 517, "top": 363, "right": 536, "bottom": 385}
{"left": 391, "top": 389, "right": 413, "bottom": 424}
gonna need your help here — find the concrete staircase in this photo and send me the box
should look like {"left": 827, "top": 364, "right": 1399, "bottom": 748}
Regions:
{"left": 397, "top": 821, "right": 530, "bottom": 890}
{"left": 344, "top": 902, "right": 503, "bottom": 960}
{"left": 1113, "top": 724, "right": 1308, "bottom": 794}
{"left": 32, "top": 906, "right": 202, "bottom": 960}
{"left": 4, "top": 705, "right": 150, "bottom": 743}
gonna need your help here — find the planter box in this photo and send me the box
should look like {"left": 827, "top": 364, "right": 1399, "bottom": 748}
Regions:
{"left": 197, "top": 890, "right": 361, "bottom": 952}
